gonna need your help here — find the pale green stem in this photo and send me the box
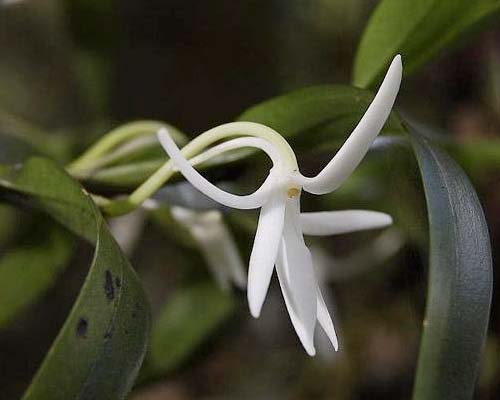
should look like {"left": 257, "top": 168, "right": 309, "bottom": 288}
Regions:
{"left": 89, "top": 135, "right": 159, "bottom": 168}
{"left": 67, "top": 120, "right": 187, "bottom": 174}
{"left": 103, "top": 122, "right": 297, "bottom": 216}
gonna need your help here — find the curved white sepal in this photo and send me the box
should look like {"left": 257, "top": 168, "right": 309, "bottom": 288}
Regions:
{"left": 301, "top": 210, "right": 393, "bottom": 236}
{"left": 247, "top": 191, "right": 286, "bottom": 317}
{"left": 158, "top": 128, "right": 273, "bottom": 210}
{"left": 301, "top": 55, "right": 402, "bottom": 195}
{"left": 316, "top": 287, "right": 339, "bottom": 351}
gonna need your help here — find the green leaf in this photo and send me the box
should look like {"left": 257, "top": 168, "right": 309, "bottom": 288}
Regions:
{"left": 409, "top": 127, "right": 492, "bottom": 399}
{"left": 0, "top": 157, "right": 151, "bottom": 400}
{"left": 353, "top": 0, "right": 500, "bottom": 88}
{"left": 145, "top": 282, "right": 236, "bottom": 376}
{"left": 451, "top": 138, "right": 500, "bottom": 177}
{"left": 0, "top": 224, "right": 73, "bottom": 328}
{"left": 239, "top": 85, "right": 404, "bottom": 145}
{"left": 0, "top": 158, "right": 98, "bottom": 241}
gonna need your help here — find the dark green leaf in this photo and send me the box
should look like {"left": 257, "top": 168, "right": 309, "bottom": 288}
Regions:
{"left": 451, "top": 138, "right": 500, "bottom": 177}
{"left": 0, "top": 225, "right": 73, "bottom": 328}
{"left": 0, "top": 158, "right": 98, "bottom": 241}
{"left": 409, "top": 127, "right": 492, "bottom": 399}
{"left": 353, "top": 0, "right": 500, "bottom": 88}
{"left": 0, "top": 157, "right": 150, "bottom": 400}
{"left": 146, "top": 282, "right": 236, "bottom": 376}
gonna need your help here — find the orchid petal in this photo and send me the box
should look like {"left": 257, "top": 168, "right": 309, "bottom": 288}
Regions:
{"left": 301, "top": 55, "right": 402, "bottom": 195}
{"left": 301, "top": 210, "right": 392, "bottom": 236}
{"left": 275, "top": 196, "right": 318, "bottom": 355}
{"left": 316, "top": 287, "right": 339, "bottom": 351}
{"left": 158, "top": 129, "right": 273, "bottom": 209}
{"left": 247, "top": 190, "right": 286, "bottom": 317}
{"left": 171, "top": 207, "right": 246, "bottom": 290}
{"left": 275, "top": 248, "right": 316, "bottom": 356}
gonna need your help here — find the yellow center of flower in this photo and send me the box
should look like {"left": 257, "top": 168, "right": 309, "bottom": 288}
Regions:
{"left": 287, "top": 187, "right": 300, "bottom": 198}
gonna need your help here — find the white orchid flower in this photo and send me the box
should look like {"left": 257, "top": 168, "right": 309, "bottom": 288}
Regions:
{"left": 156, "top": 55, "right": 402, "bottom": 355}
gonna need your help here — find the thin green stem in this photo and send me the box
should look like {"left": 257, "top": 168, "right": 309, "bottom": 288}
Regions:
{"left": 67, "top": 120, "right": 187, "bottom": 174}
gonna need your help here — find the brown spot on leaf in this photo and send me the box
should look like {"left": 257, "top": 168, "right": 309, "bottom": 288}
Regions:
{"left": 104, "top": 327, "right": 113, "bottom": 339}
{"left": 76, "top": 318, "right": 88, "bottom": 338}
{"left": 104, "top": 270, "right": 115, "bottom": 301}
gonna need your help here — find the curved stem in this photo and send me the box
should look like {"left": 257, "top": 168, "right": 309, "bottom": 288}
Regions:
{"left": 67, "top": 121, "right": 187, "bottom": 174}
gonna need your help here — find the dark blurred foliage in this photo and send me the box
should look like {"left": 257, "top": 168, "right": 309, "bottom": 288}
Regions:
{"left": 0, "top": 0, "right": 499, "bottom": 399}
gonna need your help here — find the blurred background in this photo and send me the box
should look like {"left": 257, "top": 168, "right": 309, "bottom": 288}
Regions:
{"left": 0, "top": 0, "right": 499, "bottom": 399}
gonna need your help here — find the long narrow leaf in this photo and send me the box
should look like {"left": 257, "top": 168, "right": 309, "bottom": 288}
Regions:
{"left": 145, "top": 282, "right": 236, "bottom": 377}
{"left": 353, "top": 0, "right": 500, "bottom": 88}
{"left": 409, "top": 128, "right": 492, "bottom": 399}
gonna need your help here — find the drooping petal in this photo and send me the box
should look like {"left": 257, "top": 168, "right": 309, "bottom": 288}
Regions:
{"left": 158, "top": 129, "right": 274, "bottom": 209}
{"left": 316, "top": 287, "right": 339, "bottom": 351}
{"left": 219, "top": 227, "right": 248, "bottom": 290}
{"left": 300, "top": 55, "right": 402, "bottom": 195}
{"left": 275, "top": 196, "right": 318, "bottom": 355}
{"left": 171, "top": 207, "right": 247, "bottom": 290}
{"left": 247, "top": 190, "right": 286, "bottom": 317}
{"left": 301, "top": 210, "right": 392, "bottom": 236}
{"left": 275, "top": 248, "right": 315, "bottom": 356}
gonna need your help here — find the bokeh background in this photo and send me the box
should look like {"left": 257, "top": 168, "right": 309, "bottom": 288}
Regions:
{"left": 0, "top": 0, "right": 499, "bottom": 399}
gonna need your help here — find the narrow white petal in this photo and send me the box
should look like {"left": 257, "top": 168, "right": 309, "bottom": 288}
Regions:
{"left": 275, "top": 248, "right": 315, "bottom": 356}
{"left": 316, "top": 288, "right": 339, "bottom": 351}
{"left": 275, "top": 197, "right": 318, "bottom": 355}
{"left": 301, "top": 55, "right": 402, "bottom": 195}
{"left": 158, "top": 129, "right": 273, "bottom": 209}
{"left": 247, "top": 191, "right": 286, "bottom": 317}
{"left": 301, "top": 210, "right": 392, "bottom": 236}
